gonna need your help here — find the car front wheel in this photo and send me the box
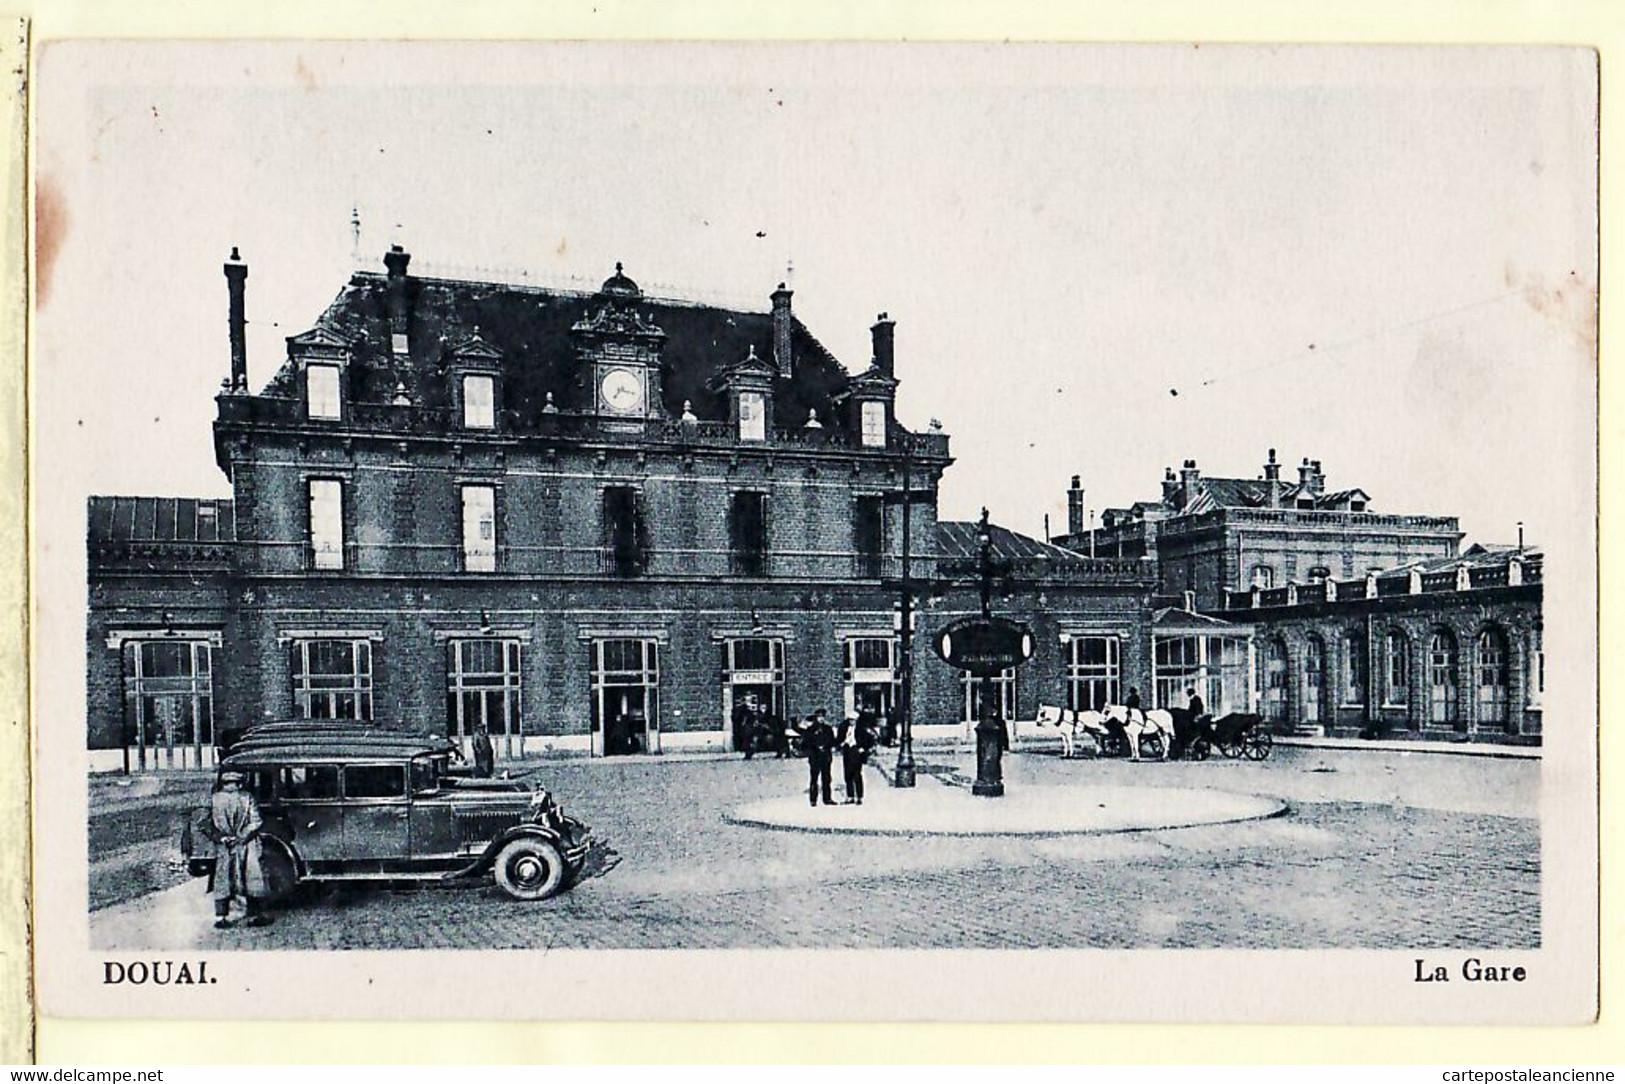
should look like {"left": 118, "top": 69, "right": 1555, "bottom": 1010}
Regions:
{"left": 493, "top": 837, "right": 567, "bottom": 901}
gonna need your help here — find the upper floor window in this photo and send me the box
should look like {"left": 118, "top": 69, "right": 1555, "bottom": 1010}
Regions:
{"left": 463, "top": 374, "right": 495, "bottom": 429}
{"left": 729, "top": 491, "right": 768, "bottom": 577}
{"left": 306, "top": 363, "right": 341, "bottom": 420}
{"left": 308, "top": 479, "right": 344, "bottom": 570}
{"left": 738, "top": 391, "right": 766, "bottom": 442}
{"left": 1251, "top": 565, "right": 1275, "bottom": 589}
{"left": 461, "top": 485, "right": 497, "bottom": 572}
{"left": 1306, "top": 566, "right": 1331, "bottom": 584}
{"left": 860, "top": 401, "right": 886, "bottom": 448}
{"left": 854, "top": 495, "right": 885, "bottom": 578}
{"left": 603, "top": 485, "right": 647, "bottom": 577}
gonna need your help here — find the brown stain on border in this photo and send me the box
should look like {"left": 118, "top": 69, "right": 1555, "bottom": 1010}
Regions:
{"left": 34, "top": 174, "right": 66, "bottom": 309}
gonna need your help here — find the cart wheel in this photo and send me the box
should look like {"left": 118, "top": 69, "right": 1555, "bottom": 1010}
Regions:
{"left": 1188, "top": 736, "right": 1212, "bottom": 761}
{"left": 1141, "top": 733, "right": 1165, "bottom": 760}
{"left": 1219, "top": 738, "right": 1242, "bottom": 758}
{"left": 1102, "top": 733, "right": 1125, "bottom": 759}
{"left": 1243, "top": 731, "right": 1273, "bottom": 760}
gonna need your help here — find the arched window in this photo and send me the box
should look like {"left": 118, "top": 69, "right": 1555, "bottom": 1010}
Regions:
{"left": 1306, "top": 566, "right": 1331, "bottom": 584}
{"left": 1302, "top": 634, "right": 1325, "bottom": 724}
{"left": 1343, "top": 630, "right": 1366, "bottom": 704}
{"left": 1476, "top": 626, "right": 1510, "bottom": 729}
{"left": 1384, "top": 629, "right": 1410, "bottom": 706}
{"left": 1251, "top": 565, "right": 1275, "bottom": 589}
{"left": 1262, "top": 637, "right": 1289, "bottom": 723}
{"left": 1427, "top": 628, "right": 1459, "bottom": 727}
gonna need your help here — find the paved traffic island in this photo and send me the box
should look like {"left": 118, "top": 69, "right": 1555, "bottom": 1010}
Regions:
{"left": 724, "top": 782, "right": 1288, "bottom": 837}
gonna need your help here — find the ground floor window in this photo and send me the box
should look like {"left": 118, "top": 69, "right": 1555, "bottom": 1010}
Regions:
{"left": 1475, "top": 626, "right": 1509, "bottom": 728}
{"left": 291, "top": 639, "right": 373, "bottom": 721}
{"left": 123, "top": 639, "right": 214, "bottom": 770}
{"left": 590, "top": 638, "right": 660, "bottom": 756}
{"left": 1157, "top": 633, "right": 1252, "bottom": 717}
{"left": 843, "top": 635, "right": 899, "bottom": 729}
{"left": 1384, "top": 630, "right": 1410, "bottom": 706}
{"left": 1528, "top": 624, "right": 1543, "bottom": 708}
{"left": 1303, "top": 634, "right": 1325, "bottom": 725}
{"left": 1428, "top": 628, "right": 1460, "bottom": 727}
{"left": 1342, "top": 631, "right": 1367, "bottom": 705}
{"left": 446, "top": 638, "right": 524, "bottom": 755}
{"left": 960, "top": 667, "right": 1016, "bottom": 728}
{"left": 1261, "top": 637, "right": 1289, "bottom": 723}
{"left": 1064, "top": 635, "right": 1119, "bottom": 712}
{"left": 722, "top": 636, "right": 785, "bottom": 750}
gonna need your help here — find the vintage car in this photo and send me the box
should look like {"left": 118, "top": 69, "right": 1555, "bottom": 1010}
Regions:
{"left": 182, "top": 724, "right": 591, "bottom": 901}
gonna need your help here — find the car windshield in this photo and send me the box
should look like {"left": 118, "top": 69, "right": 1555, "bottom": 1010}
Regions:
{"left": 410, "top": 757, "right": 439, "bottom": 794}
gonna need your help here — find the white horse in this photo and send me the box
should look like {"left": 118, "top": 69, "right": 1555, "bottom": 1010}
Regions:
{"left": 1033, "top": 705, "right": 1081, "bottom": 757}
{"left": 1034, "top": 705, "right": 1116, "bottom": 758}
{"left": 1102, "top": 704, "right": 1175, "bottom": 761}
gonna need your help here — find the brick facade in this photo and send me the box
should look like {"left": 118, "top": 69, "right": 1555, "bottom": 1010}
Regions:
{"left": 88, "top": 251, "right": 1156, "bottom": 768}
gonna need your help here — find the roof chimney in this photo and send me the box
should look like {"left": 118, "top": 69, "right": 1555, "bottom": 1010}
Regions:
{"left": 1161, "top": 466, "right": 1179, "bottom": 506}
{"left": 871, "top": 312, "right": 896, "bottom": 375}
{"left": 383, "top": 244, "right": 412, "bottom": 357}
{"left": 1067, "top": 475, "right": 1085, "bottom": 536}
{"left": 1180, "top": 459, "right": 1201, "bottom": 508}
{"left": 771, "top": 283, "right": 794, "bottom": 380}
{"left": 223, "top": 247, "right": 248, "bottom": 392}
{"left": 1264, "top": 448, "right": 1282, "bottom": 508}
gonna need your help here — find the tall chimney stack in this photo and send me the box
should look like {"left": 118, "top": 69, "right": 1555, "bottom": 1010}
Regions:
{"left": 1180, "top": 458, "right": 1201, "bottom": 508}
{"left": 383, "top": 244, "right": 412, "bottom": 357}
{"left": 1264, "top": 448, "right": 1281, "bottom": 508}
{"left": 224, "top": 247, "right": 248, "bottom": 392}
{"left": 871, "top": 312, "right": 896, "bottom": 375}
{"left": 770, "top": 283, "right": 794, "bottom": 380}
{"left": 1067, "top": 475, "right": 1086, "bottom": 536}
{"left": 1161, "top": 466, "right": 1179, "bottom": 506}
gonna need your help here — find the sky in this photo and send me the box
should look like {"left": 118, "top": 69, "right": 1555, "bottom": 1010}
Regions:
{"left": 34, "top": 41, "right": 1597, "bottom": 548}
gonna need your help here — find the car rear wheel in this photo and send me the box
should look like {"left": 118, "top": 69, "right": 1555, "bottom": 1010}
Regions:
{"left": 493, "top": 838, "right": 567, "bottom": 901}
{"left": 258, "top": 839, "right": 300, "bottom": 902}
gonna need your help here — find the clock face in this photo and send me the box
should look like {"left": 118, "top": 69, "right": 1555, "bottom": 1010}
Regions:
{"left": 599, "top": 367, "right": 645, "bottom": 414}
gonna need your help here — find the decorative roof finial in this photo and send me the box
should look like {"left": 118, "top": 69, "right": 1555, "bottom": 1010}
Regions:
{"left": 542, "top": 391, "right": 558, "bottom": 414}
{"left": 681, "top": 400, "right": 698, "bottom": 423}
{"left": 804, "top": 408, "right": 822, "bottom": 429}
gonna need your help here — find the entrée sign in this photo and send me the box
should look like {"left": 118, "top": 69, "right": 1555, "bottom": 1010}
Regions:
{"left": 932, "top": 616, "right": 1035, "bottom": 676}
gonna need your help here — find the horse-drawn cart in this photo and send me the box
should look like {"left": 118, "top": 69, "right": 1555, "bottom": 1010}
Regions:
{"left": 1185, "top": 712, "right": 1272, "bottom": 761}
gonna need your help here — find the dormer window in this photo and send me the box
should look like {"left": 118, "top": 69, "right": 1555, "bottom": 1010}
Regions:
{"left": 738, "top": 391, "right": 766, "bottom": 441}
{"left": 306, "top": 363, "right": 341, "bottom": 420}
{"left": 463, "top": 374, "right": 495, "bottom": 429}
{"left": 860, "top": 401, "right": 886, "bottom": 448}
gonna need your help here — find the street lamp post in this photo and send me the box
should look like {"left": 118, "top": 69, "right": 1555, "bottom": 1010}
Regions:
{"left": 893, "top": 448, "right": 917, "bottom": 788}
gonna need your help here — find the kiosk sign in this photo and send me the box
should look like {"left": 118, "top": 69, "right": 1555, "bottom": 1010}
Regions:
{"left": 933, "top": 616, "right": 1034, "bottom": 676}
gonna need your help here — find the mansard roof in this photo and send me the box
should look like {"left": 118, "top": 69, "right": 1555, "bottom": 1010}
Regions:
{"left": 936, "top": 520, "right": 1093, "bottom": 564}
{"left": 260, "top": 267, "right": 860, "bottom": 435}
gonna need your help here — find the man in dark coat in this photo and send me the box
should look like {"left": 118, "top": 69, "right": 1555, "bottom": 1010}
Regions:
{"left": 798, "top": 709, "right": 837, "bottom": 807}
{"left": 204, "top": 770, "right": 270, "bottom": 929}
{"left": 837, "top": 711, "right": 879, "bottom": 805}
{"left": 472, "top": 724, "right": 496, "bottom": 779}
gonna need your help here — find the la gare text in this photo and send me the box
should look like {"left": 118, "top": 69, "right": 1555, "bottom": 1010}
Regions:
{"left": 1414, "top": 957, "right": 1528, "bottom": 983}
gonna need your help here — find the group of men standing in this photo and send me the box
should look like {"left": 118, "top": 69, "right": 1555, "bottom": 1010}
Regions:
{"left": 793, "top": 709, "right": 880, "bottom": 807}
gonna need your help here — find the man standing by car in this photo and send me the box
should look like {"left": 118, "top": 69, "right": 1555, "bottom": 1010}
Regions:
{"left": 205, "top": 770, "right": 270, "bottom": 929}
{"left": 472, "top": 724, "right": 496, "bottom": 779}
{"left": 837, "top": 710, "right": 878, "bottom": 805}
{"left": 798, "top": 709, "right": 837, "bottom": 807}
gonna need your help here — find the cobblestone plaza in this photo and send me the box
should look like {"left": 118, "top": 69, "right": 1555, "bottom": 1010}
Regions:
{"left": 90, "top": 742, "right": 1539, "bottom": 951}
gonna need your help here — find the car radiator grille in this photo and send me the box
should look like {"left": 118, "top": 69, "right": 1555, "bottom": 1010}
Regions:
{"left": 454, "top": 809, "right": 523, "bottom": 844}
